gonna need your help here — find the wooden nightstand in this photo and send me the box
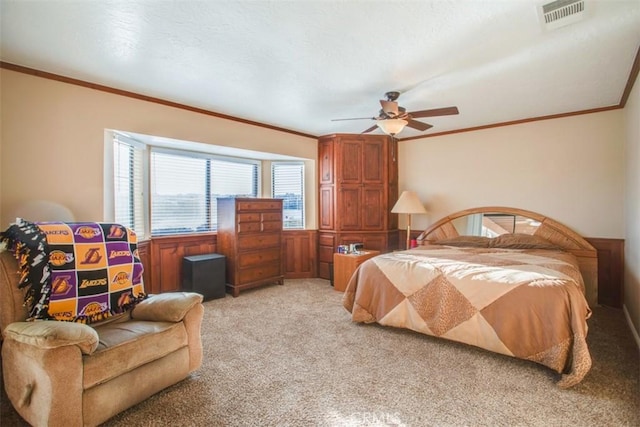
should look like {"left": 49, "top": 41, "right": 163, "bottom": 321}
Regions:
{"left": 333, "top": 250, "right": 380, "bottom": 292}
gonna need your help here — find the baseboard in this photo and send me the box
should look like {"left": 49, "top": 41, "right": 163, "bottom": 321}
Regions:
{"left": 623, "top": 304, "right": 640, "bottom": 351}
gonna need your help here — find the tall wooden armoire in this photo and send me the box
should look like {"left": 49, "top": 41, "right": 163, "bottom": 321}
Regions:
{"left": 317, "top": 134, "right": 399, "bottom": 280}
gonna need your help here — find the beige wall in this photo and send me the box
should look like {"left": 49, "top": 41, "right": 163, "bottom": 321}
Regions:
{"left": 397, "top": 110, "right": 625, "bottom": 239}
{"left": 0, "top": 78, "right": 3, "bottom": 221}
{"left": 0, "top": 69, "right": 317, "bottom": 228}
{"left": 624, "top": 71, "right": 640, "bottom": 342}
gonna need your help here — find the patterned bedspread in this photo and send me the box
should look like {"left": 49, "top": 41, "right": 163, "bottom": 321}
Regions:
{"left": 343, "top": 246, "right": 592, "bottom": 388}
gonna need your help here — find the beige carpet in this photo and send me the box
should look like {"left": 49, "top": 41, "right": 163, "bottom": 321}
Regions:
{"left": 2, "top": 278, "right": 639, "bottom": 426}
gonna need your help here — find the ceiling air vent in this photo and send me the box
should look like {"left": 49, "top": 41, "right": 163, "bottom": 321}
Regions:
{"left": 538, "top": 0, "right": 586, "bottom": 30}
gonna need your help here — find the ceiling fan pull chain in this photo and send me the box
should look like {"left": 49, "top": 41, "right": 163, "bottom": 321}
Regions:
{"left": 391, "top": 136, "right": 396, "bottom": 162}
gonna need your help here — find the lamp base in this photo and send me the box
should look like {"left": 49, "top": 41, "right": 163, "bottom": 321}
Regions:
{"left": 405, "top": 225, "right": 411, "bottom": 251}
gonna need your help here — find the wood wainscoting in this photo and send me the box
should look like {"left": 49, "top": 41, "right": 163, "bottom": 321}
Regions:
{"left": 283, "top": 230, "right": 318, "bottom": 279}
{"left": 136, "top": 239, "right": 152, "bottom": 292}
{"left": 138, "top": 230, "right": 318, "bottom": 294}
{"left": 133, "top": 232, "right": 624, "bottom": 305}
{"left": 585, "top": 237, "right": 625, "bottom": 308}
{"left": 144, "top": 233, "right": 217, "bottom": 294}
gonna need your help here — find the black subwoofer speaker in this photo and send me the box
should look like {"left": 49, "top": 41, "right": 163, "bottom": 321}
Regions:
{"left": 182, "top": 253, "right": 226, "bottom": 300}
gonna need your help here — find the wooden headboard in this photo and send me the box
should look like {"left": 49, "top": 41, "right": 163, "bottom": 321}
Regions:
{"left": 416, "top": 206, "right": 598, "bottom": 307}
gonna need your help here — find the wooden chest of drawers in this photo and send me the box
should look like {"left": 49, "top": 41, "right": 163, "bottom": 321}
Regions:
{"left": 217, "top": 198, "right": 284, "bottom": 296}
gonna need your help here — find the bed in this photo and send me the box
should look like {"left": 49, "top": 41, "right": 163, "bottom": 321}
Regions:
{"left": 343, "top": 207, "right": 597, "bottom": 388}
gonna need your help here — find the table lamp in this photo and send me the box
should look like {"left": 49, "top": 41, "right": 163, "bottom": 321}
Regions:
{"left": 391, "top": 191, "right": 427, "bottom": 250}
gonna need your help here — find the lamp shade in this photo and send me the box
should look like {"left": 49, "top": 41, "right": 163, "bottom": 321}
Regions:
{"left": 377, "top": 118, "right": 408, "bottom": 136}
{"left": 391, "top": 191, "right": 427, "bottom": 214}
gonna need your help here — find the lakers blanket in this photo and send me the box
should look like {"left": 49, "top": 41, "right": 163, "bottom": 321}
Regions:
{"left": 1, "top": 218, "right": 146, "bottom": 324}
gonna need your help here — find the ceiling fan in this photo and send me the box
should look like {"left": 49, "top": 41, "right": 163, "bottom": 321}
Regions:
{"left": 332, "top": 91, "right": 459, "bottom": 136}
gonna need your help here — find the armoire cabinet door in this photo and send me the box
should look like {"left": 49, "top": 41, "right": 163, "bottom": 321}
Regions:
{"left": 338, "top": 186, "right": 361, "bottom": 230}
{"left": 362, "top": 139, "right": 385, "bottom": 184}
{"left": 319, "top": 139, "right": 334, "bottom": 185}
{"left": 339, "top": 139, "right": 363, "bottom": 183}
{"left": 362, "top": 187, "right": 384, "bottom": 230}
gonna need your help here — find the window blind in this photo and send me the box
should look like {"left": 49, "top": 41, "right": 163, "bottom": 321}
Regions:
{"left": 150, "top": 150, "right": 259, "bottom": 235}
{"left": 151, "top": 151, "right": 209, "bottom": 234}
{"left": 272, "top": 162, "right": 304, "bottom": 229}
{"left": 210, "top": 158, "right": 259, "bottom": 228}
{"left": 113, "top": 134, "right": 145, "bottom": 234}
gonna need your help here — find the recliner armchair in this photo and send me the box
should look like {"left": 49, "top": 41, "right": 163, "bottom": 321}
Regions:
{"left": 0, "top": 250, "right": 204, "bottom": 426}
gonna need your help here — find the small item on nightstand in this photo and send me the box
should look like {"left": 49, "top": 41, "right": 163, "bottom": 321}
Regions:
{"left": 410, "top": 239, "right": 418, "bottom": 248}
{"left": 350, "top": 243, "right": 364, "bottom": 253}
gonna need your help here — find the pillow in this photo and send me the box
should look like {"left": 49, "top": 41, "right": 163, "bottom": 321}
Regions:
{"left": 431, "top": 235, "right": 491, "bottom": 248}
{"left": 489, "top": 233, "right": 560, "bottom": 250}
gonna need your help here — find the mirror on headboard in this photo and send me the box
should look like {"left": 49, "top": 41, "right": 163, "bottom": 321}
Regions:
{"left": 451, "top": 213, "right": 542, "bottom": 237}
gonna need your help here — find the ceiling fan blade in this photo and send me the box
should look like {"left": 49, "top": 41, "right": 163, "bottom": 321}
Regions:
{"left": 409, "top": 106, "right": 459, "bottom": 118}
{"left": 331, "top": 117, "right": 375, "bottom": 121}
{"left": 406, "top": 119, "right": 433, "bottom": 131}
{"left": 362, "top": 124, "right": 379, "bottom": 134}
{"left": 380, "top": 100, "right": 398, "bottom": 116}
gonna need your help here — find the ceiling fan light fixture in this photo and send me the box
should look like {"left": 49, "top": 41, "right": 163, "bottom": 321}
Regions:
{"left": 377, "top": 118, "right": 408, "bottom": 136}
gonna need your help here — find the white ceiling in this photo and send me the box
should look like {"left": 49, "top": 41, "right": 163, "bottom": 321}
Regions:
{"left": 1, "top": 0, "right": 639, "bottom": 139}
